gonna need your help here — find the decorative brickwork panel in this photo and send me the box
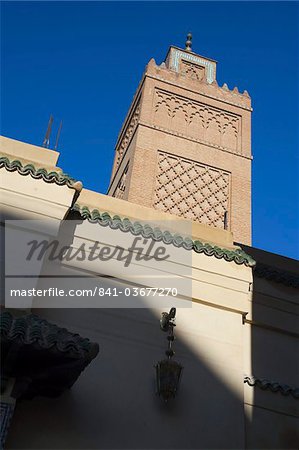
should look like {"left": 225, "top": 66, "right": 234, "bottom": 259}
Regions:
{"left": 115, "top": 102, "right": 140, "bottom": 171}
{"left": 180, "top": 60, "right": 205, "bottom": 81}
{"left": 113, "top": 162, "right": 129, "bottom": 199}
{"left": 167, "top": 48, "right": 216, "bottom": 83}
{"left": 154, "top": 90, "right": 240, "bottom": 153}
{"left": 154, "top": 152, "right": 230, "bottom": 228}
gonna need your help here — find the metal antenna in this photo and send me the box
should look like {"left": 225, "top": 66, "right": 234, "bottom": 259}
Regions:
{"left": 54, "top": 120, "right": 63, "bottom": 151}
{"left": 42, "top": 115, "right": 54, "bottom": 148}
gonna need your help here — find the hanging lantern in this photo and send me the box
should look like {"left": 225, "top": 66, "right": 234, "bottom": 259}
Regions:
{"left": 155, "top": 307, "right": 183, "bottom": 402}
{"left": 155, "top": 359, "right": 183, "bottom": 401}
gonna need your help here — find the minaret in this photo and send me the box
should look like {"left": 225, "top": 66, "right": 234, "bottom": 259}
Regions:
{"left": 108, "top": 34, "right": 252, "bottom": 244}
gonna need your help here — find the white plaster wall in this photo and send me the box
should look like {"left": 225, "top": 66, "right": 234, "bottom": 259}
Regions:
{"left": 6, "top": 302, "right": 247, "bottom": 449}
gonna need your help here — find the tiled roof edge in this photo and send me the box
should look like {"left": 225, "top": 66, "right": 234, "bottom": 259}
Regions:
{"left": 254, "top": 263, "right": 299, "bottom": 288}
{"left": 244, "top": 375, "right": 299, "bottom": 399}
{"left": 73, "top": 204, "right": 256, "bottom": 268}
{"left": 0, "top": 156, "right": 81, "bottom": 190}
{"left": 0, "top": 312, "right": 99, "bottom": 358}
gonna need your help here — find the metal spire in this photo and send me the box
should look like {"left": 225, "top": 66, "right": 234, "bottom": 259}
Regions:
{"left": 185, "top": 32, "right": 192, "bottom": 52}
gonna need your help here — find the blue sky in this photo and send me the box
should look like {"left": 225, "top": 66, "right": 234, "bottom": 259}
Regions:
{"left": 1, "top": 1, "right": 298, "bottom": 259}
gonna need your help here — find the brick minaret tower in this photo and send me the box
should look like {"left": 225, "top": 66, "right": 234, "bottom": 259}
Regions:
{"left": 108, "top": 34, "right": 252, "bottom": 244}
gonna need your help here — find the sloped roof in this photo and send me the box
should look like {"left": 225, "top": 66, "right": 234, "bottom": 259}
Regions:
{"left": 1, "top": 312, "right": 99, "bottom": 399}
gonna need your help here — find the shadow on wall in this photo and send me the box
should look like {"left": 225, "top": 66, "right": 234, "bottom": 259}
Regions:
{"left": 5, "top": 304, "right": 246, "bottom": 450}
{"left": 2, "top": 211, "right": 246, "bottom": 449}
{"left": 238, "top": 243, "right": 299, "bottom": 450}
{"left": 3, "top": 219, "right": 298, "bottom": 449}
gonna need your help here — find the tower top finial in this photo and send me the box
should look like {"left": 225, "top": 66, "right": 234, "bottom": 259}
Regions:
{"left": 185, "top": 33, "right": 192, "bottom": 52}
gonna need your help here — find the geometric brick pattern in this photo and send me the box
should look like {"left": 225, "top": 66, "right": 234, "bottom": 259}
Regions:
{"left": 115, "top": 102, "right": 140, "bottom": 173}
{"left": 154, "top": 89, "right": 240, "bottom": 154}
{"left": 180, "top": 60, "right": 205, "bottom": 82}
{"left": 153, "top": 151, "right": 230, "bottom": 228}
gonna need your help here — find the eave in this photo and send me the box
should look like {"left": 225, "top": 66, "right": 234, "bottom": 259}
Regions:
{"left": 73, "top": 204, "right": 256, "bottom": 268}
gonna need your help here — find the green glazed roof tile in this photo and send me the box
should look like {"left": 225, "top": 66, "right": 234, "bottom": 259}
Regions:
{"left": 0, "top": 312, "right": 99, "bottom": 400}
{"left": 73, "top": 204, "right": 256, "bottom": 267}
{"left": 244, "top": 375, "right": 299, "bottom": 399}
{"left": 0, "top": 311, "right": 98, "bottom": 357}
{"left": 0, "top": 156, "right": 78, "bottom": 188}
{"left": 254, "top": 263, "right": 299, "bottom": 288}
